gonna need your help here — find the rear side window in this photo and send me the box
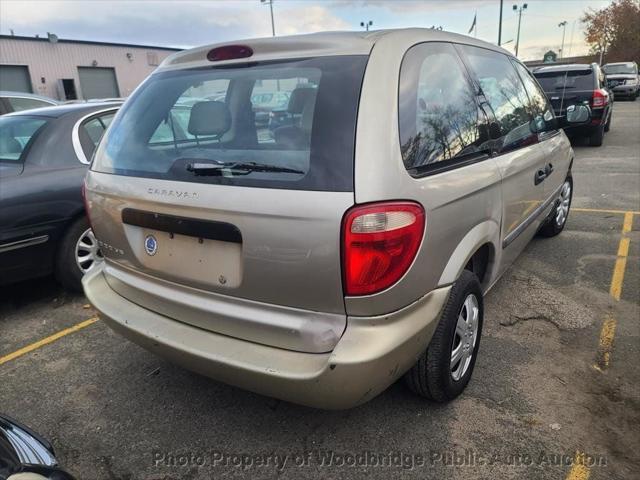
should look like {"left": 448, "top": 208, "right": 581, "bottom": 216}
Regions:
{"left": 0, "top": 116, "right": 47, "bottom": 162}
{"left": 92, "top": 56, "right": 368, "bottom": 191}
{"left": 399, "top": 42, "right": 485, "bottom": 175}
{"left": 459, "top": 45, "right": 536, "bottom": 154}
{"left": 78, "top": 111, "right": 116, "bottom": 161}
{"left": 534, "top": 69, "right": 594, "bottom": 92}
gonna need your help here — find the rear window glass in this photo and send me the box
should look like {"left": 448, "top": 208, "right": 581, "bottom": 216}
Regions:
{"left": 534, "top": 70, "right": 593, "bottom": 92}
{"left": 92, "top": 56, "right": 368, "bottom": 191}
{"left": 0, "top": 116, "right": 47, "bottom": 162}
{"left": 603, "top": 64, "right": 637, "bottom": 75}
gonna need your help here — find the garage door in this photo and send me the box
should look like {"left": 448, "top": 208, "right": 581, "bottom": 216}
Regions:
{"left": 0, "top": 65, "right": 33, "bottom": 93}
{"left": 78, "top": 67, "right": 119, "bottom": 99}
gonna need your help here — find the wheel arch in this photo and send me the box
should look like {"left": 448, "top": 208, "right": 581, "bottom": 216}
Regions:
{"left": 437, "top": 220, "right": 499, "bottom": 290}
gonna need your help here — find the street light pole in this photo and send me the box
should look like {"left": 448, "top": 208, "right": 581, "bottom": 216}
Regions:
{"left": 558, "top": 20, "right": 567, "bottom": 58}
{"left": 512, "top": 3, "right": 527, "bottom": 57}
{"left": 260, "top": 0, "right": 275, "bottom": 37}
{"left": 498, "top": 0, "right": 504, "bottom": 45}
{"left": 360, "top": 20, "right": 373, "bottom": 31}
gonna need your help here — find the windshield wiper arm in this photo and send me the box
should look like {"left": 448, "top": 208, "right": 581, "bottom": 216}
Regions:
{"left": 186, "top": 161, "right": 304, "bottom": 176}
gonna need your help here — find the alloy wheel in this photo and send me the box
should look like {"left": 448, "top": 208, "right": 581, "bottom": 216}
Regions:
{"left": 75, "top": 228, "right": 103, "bottom": 274}
{"left": 450, "top": 294, "right": 480, "bottom": 381}
{"left": 555, "top": 181, "right": 571, "bottom": 227}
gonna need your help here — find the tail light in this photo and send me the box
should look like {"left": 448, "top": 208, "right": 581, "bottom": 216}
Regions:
{"left": 341, "top": 202, "right": 425, "bottom": 296}
{"left": 207, "top": 45, "right": 253, "bottom": 62}
{"left": 592, "top": 89, "right": 609, "bottom": 108}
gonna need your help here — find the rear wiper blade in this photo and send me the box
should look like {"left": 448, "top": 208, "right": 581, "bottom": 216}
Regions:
{"left": 186, "top": 161, "right": 304, "bottom": 176}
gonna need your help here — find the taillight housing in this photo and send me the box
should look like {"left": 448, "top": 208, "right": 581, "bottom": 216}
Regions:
{"left": 342, "top": 202, "right": 425, "bottom": 296}
{"left": 592, "top": 89, "right": 609, "bottom": 108}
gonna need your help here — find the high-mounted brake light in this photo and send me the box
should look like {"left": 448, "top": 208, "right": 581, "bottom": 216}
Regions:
{"left": 591, "top": 89, "right": 609, "bottom": 108}
{"left": 342, "top": 202, "right": 425, "bottom": 296}
{"left": 207, "top": 45, "right": 253, "bottom": 62}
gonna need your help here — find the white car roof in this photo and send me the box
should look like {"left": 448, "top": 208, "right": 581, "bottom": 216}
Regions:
{"left": 158, "top": 28, "right": 512, "bottom": 72}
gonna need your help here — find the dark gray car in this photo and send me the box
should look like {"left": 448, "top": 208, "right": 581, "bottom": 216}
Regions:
{"left": 0, "top": 102, "right": 119, "bottom": 290}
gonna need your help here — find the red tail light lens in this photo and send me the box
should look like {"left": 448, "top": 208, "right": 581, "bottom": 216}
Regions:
{"left": 207, "top": 45, "right": 253, "bottom": 62}
{"left": 342, "top": 202, "right": 425, "bottom": 296}
{"left": 592, "top": 89, "right": 608, "bottom": 108}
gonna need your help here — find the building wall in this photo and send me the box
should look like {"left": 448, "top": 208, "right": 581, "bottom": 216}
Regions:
{"left": 0, "top": 37, "right": 178, "bottom": 100}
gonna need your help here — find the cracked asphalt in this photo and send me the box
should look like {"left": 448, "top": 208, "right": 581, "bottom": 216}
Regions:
{"left": 1, "top": 101, "right": 639, "bottom": 480}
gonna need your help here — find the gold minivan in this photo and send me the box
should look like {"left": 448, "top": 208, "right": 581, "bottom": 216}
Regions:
{"left": 83, "top": 29, "right": 588, "bottom": 409}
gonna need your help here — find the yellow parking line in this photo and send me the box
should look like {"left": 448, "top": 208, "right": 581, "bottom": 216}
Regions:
{"left": 595, "top": 313, "right": 617, "bottom": 370}
{"left": 0, "top": 317, "right": 99, "bottom": 366}
{"left": 594, "top": 212, "right": 634, "bottom": 371}
{"left": 573, "top": 207, "right": 640, "bottom": 215}
{"left": 565, "top": 452, "right": 591, "bottom": 480}
{"left": 610, "top": 212, "right": 633, "bottom": 301}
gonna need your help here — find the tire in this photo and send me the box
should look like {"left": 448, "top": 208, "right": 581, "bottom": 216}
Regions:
{"left": 631, "top": 95, "right": 637, "bottom": 102}
{"left": 55, "top": 217, "right": 102, "bottom": 292}
{"left": 404, "top": 270, "right": 483, "bottom": 402}
{"left": 539, "top": 176, "right": 573, "bottom": 238}
{"left": 588, "top": 125, "right": 604, "bottom": 146}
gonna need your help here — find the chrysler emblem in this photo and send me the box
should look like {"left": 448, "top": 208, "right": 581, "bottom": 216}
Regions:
{"left": 144, "top": 235, "right": 158, "bottom": 256}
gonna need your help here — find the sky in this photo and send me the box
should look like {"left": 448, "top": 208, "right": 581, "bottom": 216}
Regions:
{"left": 0, "top": 0, "right": 613, "bottom": 61}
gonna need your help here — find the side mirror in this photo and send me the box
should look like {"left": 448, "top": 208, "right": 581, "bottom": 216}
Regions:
{"left": 566, "top": 104, "right": 591, "bottom": 124}
{"left": 529, "top": 110, "right": 558, "bottom": 134}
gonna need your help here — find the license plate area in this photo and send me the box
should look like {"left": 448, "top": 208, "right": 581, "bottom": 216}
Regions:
{"left": 121, "top": 209, "right": 242, "bottom": 288}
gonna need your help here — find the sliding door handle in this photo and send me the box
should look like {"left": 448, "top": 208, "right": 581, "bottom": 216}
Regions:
{"left": 545, "top": 163, "right": 554, "bottom": 175}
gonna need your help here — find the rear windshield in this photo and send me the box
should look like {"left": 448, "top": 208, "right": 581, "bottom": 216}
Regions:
{"left": 603, "top": 64, "right": 637, "bottom": 75}
{"left": 0, "top": 116, "right": 48, "bottom": 162}
{"left": 92, "top": 56, "right": 368, "bottom": 191}
{"left": 534, "top": 70, "right": 593, "bottom": 92}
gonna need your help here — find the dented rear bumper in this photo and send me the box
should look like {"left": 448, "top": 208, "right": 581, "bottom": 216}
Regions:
{"left": 83, "top": 264, "right": 450, "bottom": 409}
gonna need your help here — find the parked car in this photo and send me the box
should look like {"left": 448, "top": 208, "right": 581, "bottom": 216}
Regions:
{"left": 533, "top": 63, "right": 612, "bottom": 146}
{"left": 0, "top": 414, "right": 76, "bottom": 479}
{"left": 0, "top": 102, "right": 119, "bottom": 291}
{"left": 83, "top": 29, "right": 587, "bottom": 409}
{"left": 603, "top": 61, "right": 639, "bottom": 100}
{"left": 0, "top": 91, "right": 59, "bottom": 115}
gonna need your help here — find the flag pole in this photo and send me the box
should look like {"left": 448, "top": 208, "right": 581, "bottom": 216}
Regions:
{"left": 475, "top": 10, "right": 478, "bottom": 38}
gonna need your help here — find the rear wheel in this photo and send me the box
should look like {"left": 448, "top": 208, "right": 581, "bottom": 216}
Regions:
{"left": 404, "top": 270, "right": 483, "bottom": 402}
{"left": 588, "top": 125, "right": 604, "bottom": 146}
{"left": 604, "top": 113, "right": 612, "bottom": 132}
{"left": 55, "top": 217, "right": 103, "bottom": 292}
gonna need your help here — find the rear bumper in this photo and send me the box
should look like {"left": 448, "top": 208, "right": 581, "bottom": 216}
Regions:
{"left": 83, "top": 265, "right": 451, "bottom": 409}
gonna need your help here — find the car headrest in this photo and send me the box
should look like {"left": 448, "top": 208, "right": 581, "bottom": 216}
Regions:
{"left": 188, "top": 101, "right": 231, "bottom": 137}
{"left": 287, "top": 87, "right": 317, "bottom": 114}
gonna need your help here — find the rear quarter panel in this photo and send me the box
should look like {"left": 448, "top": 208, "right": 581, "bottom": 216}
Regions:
{"left": 349, "top": 32, "right": 503, "bottom": 317}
